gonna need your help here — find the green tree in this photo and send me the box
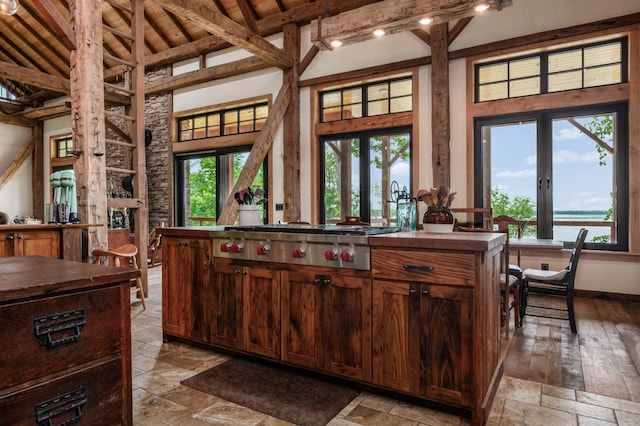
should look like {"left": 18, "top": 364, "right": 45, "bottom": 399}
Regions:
{"left": 491, "top": 187, "right": 536, "bottom": 237}
{"left": 189, "top": 158, "right": 217, "bottom": 221}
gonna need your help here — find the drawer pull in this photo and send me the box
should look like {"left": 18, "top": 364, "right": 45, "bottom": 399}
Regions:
{"left": 35, "top": 387, "right": 86, "bottom": 426}
{"left": 403, "top": 264, "right": 434, "bottom": 273}
{"left": 34, "top": 309, "right": 86, "bottom": 348}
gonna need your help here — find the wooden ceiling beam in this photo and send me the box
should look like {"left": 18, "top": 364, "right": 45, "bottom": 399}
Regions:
{"left": 17, "top": 102, "right": 71, "bottom": 120}
{"left": 153, "top": 0, "right": 292, "bottom": 69}
{"left": 0, "top": 61, "right": 69, "bottom": 94}
{"left": 311, "top": 0, "right": 511, "bottom": 50}
{"left": 31, "top": 0, "right": 76, "bottom": 50}
{"left": 236, "top": 0, "right": 260, "bottom": 34}
{"left": 145, "top": 55, "right": 269, "bottom": 96}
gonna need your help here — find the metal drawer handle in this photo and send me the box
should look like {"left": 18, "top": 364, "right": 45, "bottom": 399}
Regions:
{"left": 402, "top": 264, "right": 434, "bottom": 273}
{"left": 35, "top": 387, "right": 86, "bottom": 426}
{"left": 34, "top": 309, "right": 86, "bottom": 348}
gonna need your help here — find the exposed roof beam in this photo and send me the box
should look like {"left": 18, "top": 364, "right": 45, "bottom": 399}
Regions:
{"left": 152, "top": 0, "right": 292, "bottom": 69}
{"left": 0, "top": 60, "right": 69, "bottom": 94}
{"left": 31, "top": 0, "right": 75, "bottom": 50}
{"left": 18, "top": 101, "right": 71, "bottom": 120}
{"left": 145, "top": 56, "right": 270, "bottom": 96}
{"left": 236, "top": 0, "right": 260, "bottom": 34}
{"left": 311, "top": 0, "right": 511, "bottom": 50}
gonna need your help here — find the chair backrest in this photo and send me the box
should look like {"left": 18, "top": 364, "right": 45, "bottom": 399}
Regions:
{"left": 451, "top": 207, "right": 493, "bottom": 230}
{"left": 494, "top": 214, "right": 529, "bottom": 238}
{"left": 565, "top": 228, "right": 588, "bottom": 286}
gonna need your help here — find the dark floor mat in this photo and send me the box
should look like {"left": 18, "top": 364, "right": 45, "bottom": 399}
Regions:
{"left": 181, "top": 357, "right": 360, "bottom": 426}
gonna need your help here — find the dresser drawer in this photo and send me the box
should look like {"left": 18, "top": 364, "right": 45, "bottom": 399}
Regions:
{"left": 371, "top": 249, "right": 476, "bottom": 285}
{"left": 0, "top": 285, "right": 124, "bottom": 389}
{"left": 0, "top": 357, "right": 127, "bottom": 426}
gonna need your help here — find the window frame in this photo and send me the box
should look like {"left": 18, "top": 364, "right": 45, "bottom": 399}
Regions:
{"left": 473, "top": 102, "right": 628, "bottom": 251}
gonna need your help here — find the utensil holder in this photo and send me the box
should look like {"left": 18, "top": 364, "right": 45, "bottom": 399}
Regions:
{"left": 238, "top": 205, "right": 260, "bottom": 226}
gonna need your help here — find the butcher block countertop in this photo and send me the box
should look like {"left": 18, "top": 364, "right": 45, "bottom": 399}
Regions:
{"left": 0, "top": 255, "right": 139, "bottom": 303}
{"left": 368, "top": 230, "right": 506, "bottom": 251}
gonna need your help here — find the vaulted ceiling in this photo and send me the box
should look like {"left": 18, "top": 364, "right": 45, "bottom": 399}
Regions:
{"left": 0, "top": 0, "right": 496, "bottom": 117}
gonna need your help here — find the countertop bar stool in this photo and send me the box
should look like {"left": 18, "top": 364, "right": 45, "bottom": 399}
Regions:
{"left": 92, "top": 243, "right": 146, "bottom": 311}
{"left": 521, "top": 228, "right": 588, "bottom": 333}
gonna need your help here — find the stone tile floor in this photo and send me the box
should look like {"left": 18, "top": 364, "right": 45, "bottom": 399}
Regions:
{"left": 131, "top": 267, "right": 640, "bottom": 425}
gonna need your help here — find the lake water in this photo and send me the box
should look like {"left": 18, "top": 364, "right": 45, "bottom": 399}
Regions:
{"left": 541, "top": 212, "right": 610, "bottom": 242}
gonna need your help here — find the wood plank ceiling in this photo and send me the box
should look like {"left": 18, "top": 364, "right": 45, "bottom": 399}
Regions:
{"left": 0, "top": 0, "right": 387, "bottom": 116}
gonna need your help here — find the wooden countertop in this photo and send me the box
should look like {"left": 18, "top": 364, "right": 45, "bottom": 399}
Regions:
{"left": 158, "top": 227, "right": 506, "bottom": 252}
{"left": 0, "top": 256, "right": 139, "bottom": 303}
{"left": 368, "top": 230, "right": 506, "bottom": 252}
{"left": 0, "top": 223, "right": 102, "bottom": 231}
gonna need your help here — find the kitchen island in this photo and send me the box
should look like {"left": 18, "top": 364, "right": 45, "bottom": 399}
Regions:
{"left": 159, "top": 227, "right": 505, "bottom": 425}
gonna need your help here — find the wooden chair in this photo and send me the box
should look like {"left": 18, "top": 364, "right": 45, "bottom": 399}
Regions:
{"left": 521, "top": 228, "right": 588, "bottom": 333}
{"left": 148, "top": 228, "right": 162, "bottom": 267}
{"left": 451, "top": 207, "right": 493, "bottom": 230}
{"left": 456, "top": 224, "right": 521, "bottom": 338}
{"left": 92, "top": 243, "right": 146, "bottom": 311}
{"left": 494, "top": 214, "right": 529, "bottom": 267}
{"left": 336, "top": 216, "right": 369, "bottom": 226}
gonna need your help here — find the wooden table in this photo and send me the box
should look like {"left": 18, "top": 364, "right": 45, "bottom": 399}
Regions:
{"left": 510, "top": 238, "right": 564, "bottom": 266}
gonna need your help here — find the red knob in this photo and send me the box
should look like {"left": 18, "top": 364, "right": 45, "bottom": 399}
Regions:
{"left": 220, "top": 242, "right": 230, "bottom": 252}
{"left": 292, "top": 247, "right": 305, "bottom": 258}
{"left": 257, "top": 244, "right": 270, "bottom": 255}
{"left": 340, "top": 249, "right": 354, "bottom": 262}
{"left": 231, "top": 243, "right": 243, "bottom": 253}
{"left": 324, "top": 248, "right": 338, "bottom": 261}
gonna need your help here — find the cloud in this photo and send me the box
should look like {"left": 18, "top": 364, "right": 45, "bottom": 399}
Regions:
{"left": 553, "top": 149, "right": 599, "bottom": 164}
{"left": 495, "top": 168, "right": 537, "bottom": 178}
{"left": 525, "top": 154, "right": 536, "bottom": 165}
{"left": 391, "top": 162, "right": 410, "bottom": 177}
{"left": 554, "top": 127, "right": 582, "bottom": 140}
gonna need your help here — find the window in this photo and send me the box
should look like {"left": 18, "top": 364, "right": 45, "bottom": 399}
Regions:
{"left": 320, "top": 77, "right": 412, "bottom": 122}
{"left": 320, "top": 127, "right": 411, "bottom": 225}
{"left": 475, "top": 38, "right": 626, "bottom": 102}
{"left": 55, "top": 136, "right": 74, "bottom": 158}
{"left": 177, "top": 102, "right": 268, "bottom": 142}
{"left": 475, "top": 103, "right": 627, "bottom": 250}
{"left": 0, "top": 83, "right": 16, "bottom": 101}
{"left": 174, "top": 147, "right": 267, "bottom": 226}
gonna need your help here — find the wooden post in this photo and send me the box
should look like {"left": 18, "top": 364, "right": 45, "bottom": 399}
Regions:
{"left": 282, "top": 23, "right": 301, "bottom": 222}
{"left": 32, "top": 123, "right": 44, "bottom": 221}
{"left": 431, "top": 23, "right": 450, "bottom": 188}
{"left": 70, "top": 0, "right": 107, "bottom": 252}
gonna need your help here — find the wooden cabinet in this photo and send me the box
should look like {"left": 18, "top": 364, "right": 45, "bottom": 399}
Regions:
{"left": 207, "top": 263, "right": 244, "bottom": 349}
{"left": 282, "top": 268, "right": 372, "bottom": 381}
{"left": 242, "top": 266, "right": 280, "bottom": 358}
{"left": 0, "top": 229, "right": 60, "bottom": 258}
{"left": 162, "top": 236, "right": 212, "bottom": 339}
{"left": 0, "top": 256, "right": 136, "bottom": 425}
{"left": 371, "top": 245, "right": 501, "bottom": 424}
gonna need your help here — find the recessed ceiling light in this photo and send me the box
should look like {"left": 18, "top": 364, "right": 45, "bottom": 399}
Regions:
{"left": 475, "top": 3, "right": 490, "bottom": 12}
{"left": 419, "top": 17, "right": 433, "bottom": 25}
{"left": 373, "top": 29, "right": 385, "bottom": 37}
{"left": 330, "top": 40, "right": 343, "bottom": 48}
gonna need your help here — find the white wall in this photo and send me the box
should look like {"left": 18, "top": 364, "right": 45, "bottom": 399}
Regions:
{"left": 0, "top": 124, "right": 33, "bottom": 220}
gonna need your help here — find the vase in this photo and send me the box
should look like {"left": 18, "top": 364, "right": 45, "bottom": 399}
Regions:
{"left": 422, "top": 206, "right": 454, "bottom": 233}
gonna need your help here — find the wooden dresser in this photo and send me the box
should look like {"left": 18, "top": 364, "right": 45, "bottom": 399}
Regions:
{"left": 0, "top": 256, "right": 138, "bottom": 426}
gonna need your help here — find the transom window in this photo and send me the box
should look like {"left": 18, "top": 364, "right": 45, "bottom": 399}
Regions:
{"left": 475, "top": 38, "right": 626, "bottom": 102}
{"left": 0, "top": 83, "right": 16, "bottom": 101}
{"left": 178, "top": 102, "right": 268, "bottom": 142}
{"left": 320, "top": 77, "right": 412, "bottom": 122}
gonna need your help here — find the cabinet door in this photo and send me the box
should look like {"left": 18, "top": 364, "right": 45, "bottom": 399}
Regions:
{"left": 323, "top": 275, "right": 372, "bottom": 381}
{"left": 162, "top": 237, "right": 211, "bottom": 339}
{"left": 281, "top": 270, "right": 323, "bottom": 369}
{"left": 418, "top": 285, "right": 473, "bottom": 406}
{"left": 209, "top": 263, "right": 243, "bottom": 349}
{"left": 17, "top": 231, "right": 60, "bottom": 258}
{"left": 243, "top": 267, "right": 280, "bottom": 358}
{"left": 372, "top": 279, "right": 413, "bottom": 393}
{"left": 0, "top": 232, "right": 15, "bottom": 257}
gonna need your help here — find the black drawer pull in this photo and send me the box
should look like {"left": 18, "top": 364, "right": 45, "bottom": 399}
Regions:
{"left": 35, "top": 387, "right": 86, "bottom": 426}
{"left": 403, "top": 264, "right": 434, "bottom": 273}
{"left": 34, "top": 309, "right": 86, "bottom": 348}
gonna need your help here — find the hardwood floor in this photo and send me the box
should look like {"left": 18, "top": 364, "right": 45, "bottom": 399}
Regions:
{"left": 504, "top": 294, "right": 640, "bottom": 403}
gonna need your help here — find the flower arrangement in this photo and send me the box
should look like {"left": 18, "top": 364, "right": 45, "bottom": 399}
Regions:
{"left": 415, "top": 185, "right": 456, "bottom": 208}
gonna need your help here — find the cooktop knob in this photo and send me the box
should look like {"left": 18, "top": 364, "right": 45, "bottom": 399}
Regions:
{"left": 220, "top": 242, "right": 231, "bottom": 252}
{"left": 231, "top": 242, "right": 244, "bottom": 253}
{"left": 324, "top": 248, "right": 338, "bottom": 261}
{"left": 292, "top": 247, "right": 306, "bottom": 259}
{"left": 257, "top": 244, "right": 270, "bottom": 255}
{"left": 340, "top": 249, "right": 354, "bottom": 262}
